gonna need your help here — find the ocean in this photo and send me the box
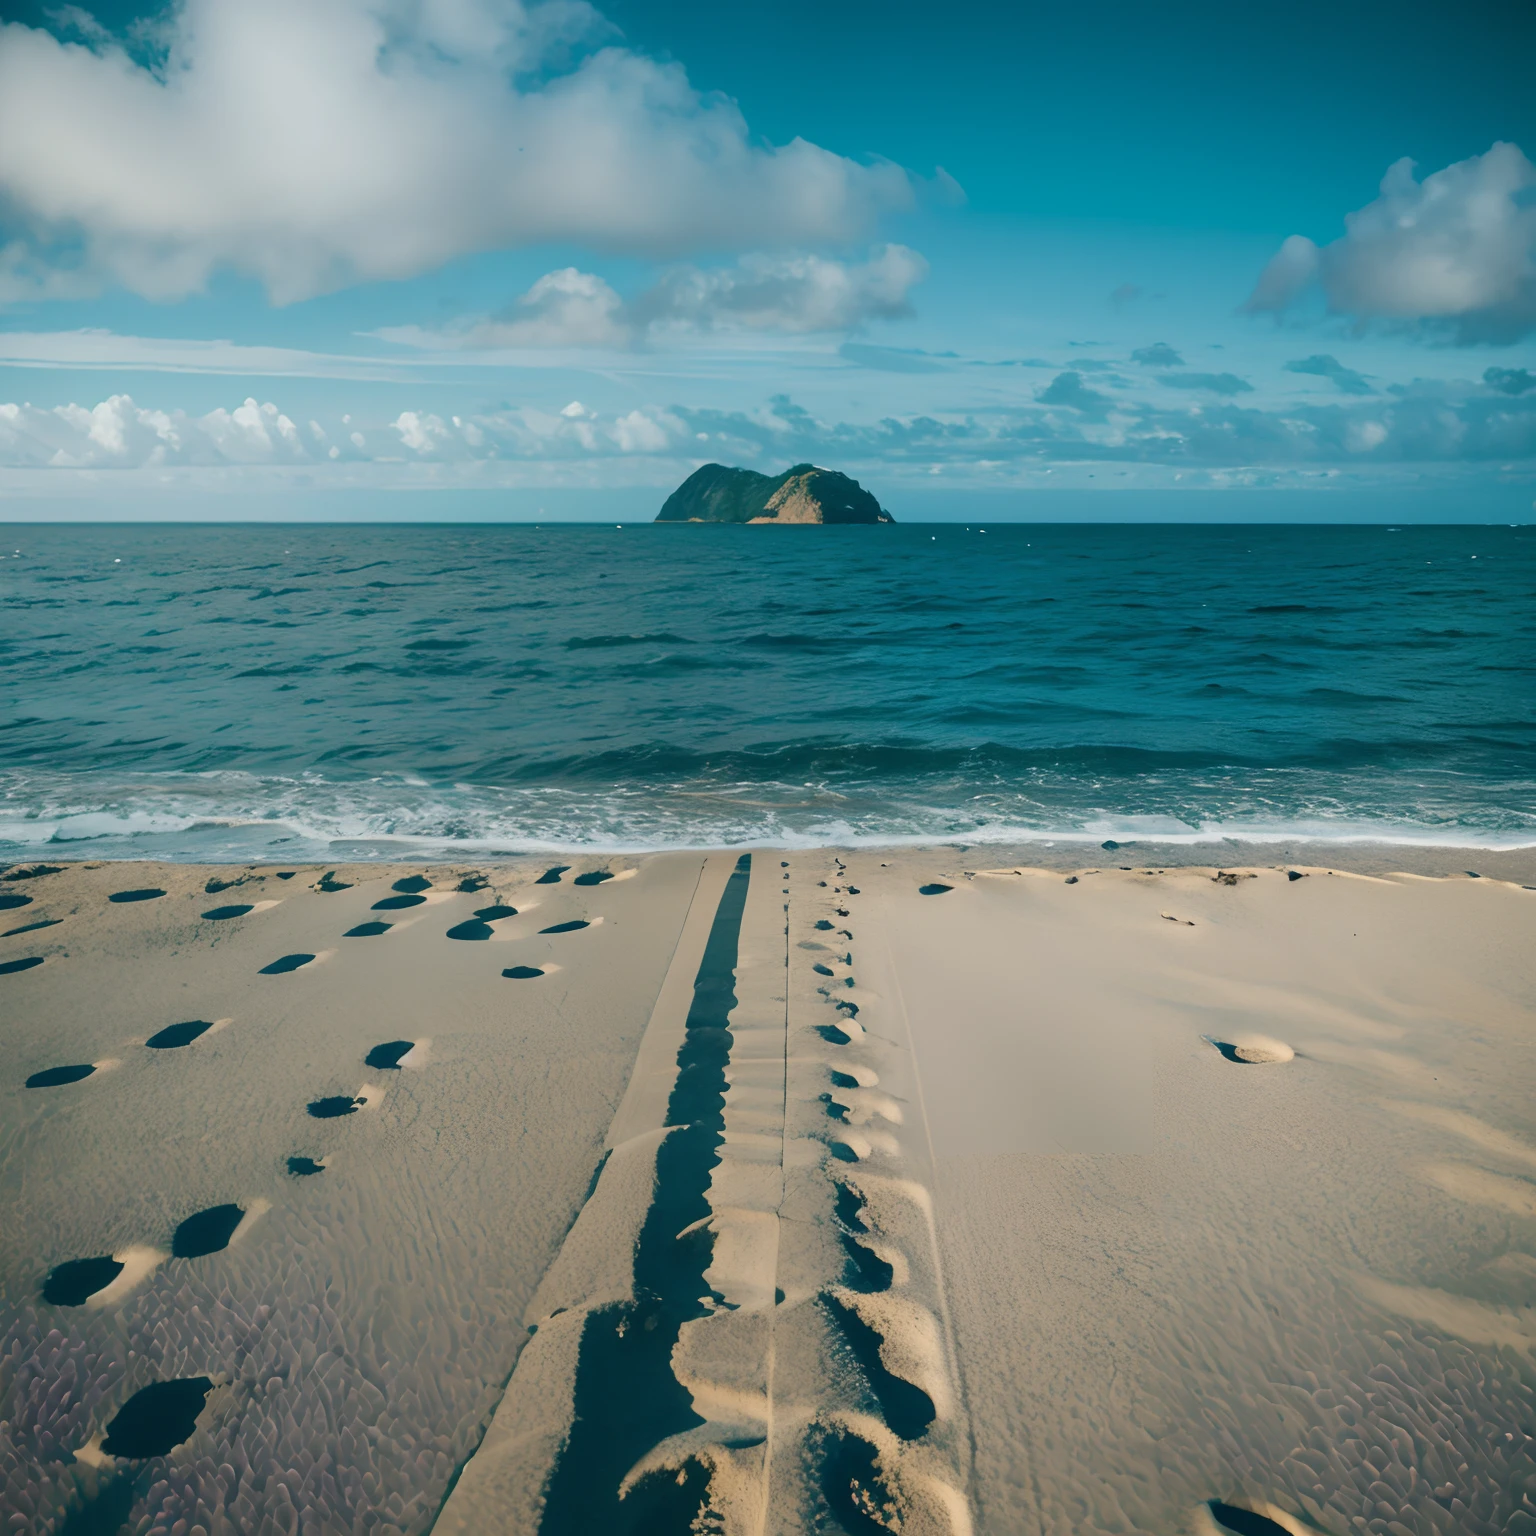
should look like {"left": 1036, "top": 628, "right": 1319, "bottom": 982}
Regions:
{"left": 1, "top": 521, "right": 1532, "bottom": 859}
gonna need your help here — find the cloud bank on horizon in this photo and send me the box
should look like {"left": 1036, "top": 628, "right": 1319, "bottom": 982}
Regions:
{"left": 0, "top": 0, "right": 1531, "bottom": 504}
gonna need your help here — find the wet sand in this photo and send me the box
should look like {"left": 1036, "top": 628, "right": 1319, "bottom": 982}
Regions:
{"left": 1, "top": 848, "right": 1532, "bottom": 1535}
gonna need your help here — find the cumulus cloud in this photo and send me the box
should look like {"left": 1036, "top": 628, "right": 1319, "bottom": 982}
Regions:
{"left": 0, "top": 0, "right": 911, "bottom": 303}
{"left": 382, "top": 245, "right": 928, "bottom": 349}
{"left": 1159, "top": 372, "right": 1253, "bottom": 396}
{"left": 1038, "top": 372, "right": 1111, "bottom": 413}
{"left": 3, "top": 382, "right": 1533, "bottom": 480}
{"left": 1244, "top": 143, "right": 1536, "bottom": 343}
{"left": 1484, "top": 366, "right": 1534, "bottom": 395}
{"left": 1283, "top": 355, "right": 1373, "bottom": 395}
{"left": 1131, "top": 342, "right": 1183, "bottom": 367}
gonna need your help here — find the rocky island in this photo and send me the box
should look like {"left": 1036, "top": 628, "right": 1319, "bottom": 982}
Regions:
{"left": 655, "top": 462, "right": 895, "bottom": 524}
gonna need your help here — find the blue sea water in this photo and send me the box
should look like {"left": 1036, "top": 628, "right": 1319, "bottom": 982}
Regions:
{"left": 1, "top": 521, "right": 1532, "bottom": 858}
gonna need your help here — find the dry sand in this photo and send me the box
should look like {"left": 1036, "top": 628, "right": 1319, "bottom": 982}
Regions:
{"left": 1, "top": 848, "right": 1532, "bottom": 1535}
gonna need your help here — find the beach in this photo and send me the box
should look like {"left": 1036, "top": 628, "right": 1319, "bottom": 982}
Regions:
{"left": 3, "top": 846, "right": 1532, "bottom": 1535}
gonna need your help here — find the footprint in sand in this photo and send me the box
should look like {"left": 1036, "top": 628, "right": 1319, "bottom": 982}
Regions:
{"left": 573, "top": 870, "right": 612, "bottom": 886}
{"left": 316, "top": 872, "right": 352, "bottom": 892}
{"left": 145, "top": 1020, "right": 214, "bottom": 1049}
{"left": 372, "top": 893, "right": 426, "bottom": 910}
{"left": 1203, "top": 1034, "right": 1294, "bottom": 1064}
{"left": 535, "top": 866, "right": 570, "bottom": 884}
{"left": 364, "top": 1040, "right": 414, "bottom": 1070}
{"left": 918, "top": 882, "right": 952, "bottom": 895}
{"left": 502, "top": 965, "right": 546, "bottom": 979}
{"left": 101, "top": 1378, "right": 213, "bottom": 1458}
{"left": 172, "top": 1204, "right": 245, "bottom": 1259}
{"left": 287, "top": 1156, "right": 325, "bottom": 1176}
{"left": 4, "top": 918, "right": 59, "bottom": 938}
{"left": 27, "top": 1063, "right": 96, "bottom": 1087}
{"left": 541, "top": 919, "right": 590, "bottom": 934}
{"left": 43, "top": 1256, "right": 124, "bottom": 1306}
{"left": 108, "top": 888, "right": 165, "bottom": 904}
{"left": 1, "top": 955, "right": 45, "bottom": 975}
{"left": 456, "top": 874, "right": 490, "bottom": 892}
{"left": 260, "top": 953, "right": 315, "bottom": 974}
{"left": 0, "top": 892, "right": 33, "bottom": 911}
{"left": 814, "top": 1425, "right": 906, "bottom": 1535}
{"left": 308, "top": 1094, "right": 365, "bottom": 1118}
{"left": 822, "top": 1293, "right": 935, "bottom": 1440}
{"left": 390, "top": 874, "right": 430, "bottom": 893}
{"left": 1205, "top": 1502, "right": 1299, "bottom": 1536}
{"left": 446, "top": 904, "right": 518, "bottom": 940}
{"left": 201, "top": 904, "right": 253, "bottom": 920}
{"left": 343, "top": 921, "right": 393, "bottom": 937}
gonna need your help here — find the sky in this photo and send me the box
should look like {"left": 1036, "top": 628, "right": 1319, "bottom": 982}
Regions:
{"left": 0, "top": 0, "right": 1533, "bottom": 519}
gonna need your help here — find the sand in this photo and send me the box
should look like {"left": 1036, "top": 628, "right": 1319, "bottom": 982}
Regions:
{"left": 1, "top": 848, "right": 1532, "bottom": 1535}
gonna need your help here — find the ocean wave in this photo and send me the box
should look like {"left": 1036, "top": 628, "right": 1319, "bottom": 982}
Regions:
{"left": 1, "top": 768, "right": 1530, "bottom": 860}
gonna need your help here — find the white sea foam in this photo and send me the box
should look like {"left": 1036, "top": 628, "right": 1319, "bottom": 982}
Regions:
{"left": 1, "top": 768, "right": 1530, "bottom": 858}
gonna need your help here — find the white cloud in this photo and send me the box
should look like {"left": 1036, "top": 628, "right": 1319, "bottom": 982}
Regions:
{"left": 379, "top": 244, "right": 929, "bottom": 349}
{"left": 0, "top": 0, "right": 911, "bottom": 304}
{"left": 636, "top": 245, "right": 929, "bottom": 334}
{"left": 3, "top": 380, "right": 1530, "bottom": 485}
{"left": 1245, "top": 142, "right": 1536, "bottom": 342}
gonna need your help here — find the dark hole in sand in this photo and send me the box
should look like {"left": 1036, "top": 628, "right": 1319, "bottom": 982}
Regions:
{"left": 814, "top": 919, "right": 835, "bottom": 930}
{"left": 1287, "top": 870, "right": 1305, "bottom": 881}
{"left": 27, "top": 1063, "right": 95, "bottom": 1087}
{"left": 541, "top": 919, "right": 589, "bottom": 934}
{"left": 502, "top": 965, "right": 545, "bottom": 979}
{"left": 817, "top": 1428, "right": 900, "bottom": 1536}
{"left": 475, "top": 904, "right": 518, "bottom": 920}
{"left": 2, "top": 955, "right": 45, "bottom": 975}
{"left": 204, "top": 876, "right": 243, "bottom": 893}
{"left": 372, "top": 893, "right": 425, "bottom": 910}
{"left": 823, "top": 1291, "right": 935, "bottom": 1439}
{"left": 828, "top": 1140, "right": 859, "bottom": 1162}
{"left": 5, "top": 864, "right": 62, "bottom": 880}
{"left": 834, "top": 1180, "right": 869, "bottom": 1231}
{"left": 43, "top": 1255, "right": 124, "bottom": 1306}
{"left": 1207, "top": 1503, "right": 1292, "bottom": 1536}
{"left": 201, "top": 905, "right": 252, "bottom": 921}
{"left": 836, "top": 908, "right": 850, "bottom": 916}
{"left": 275, "top": 871, "right": 297, "bottom": 880}
{"left": 4, "top": 918, "right": 60, "bottom": 937}
{"left": 146, "top": 1020, "right": 213, "bottom": 1050}
{"left": 813, "top": 963, "right": 835, "bottom": 976}
{"left": 842, "top": 1233, "right": 894, "bottom": 1294}
{"left": 260, "top": 953, "right": 314, "bottom": 973}
{"left": 830, "top": 1070, "right": 861, "bottom": 1090}
{"left": 101, "top": 1378, "right": 213, "bottom": 1458}
{"left": 344, "top": 922, "right": 392, "bottom": 937}
{"left": 918, "top": 883, "right": 952, "bottom": 896}
{"left": 308, "top": 1095, "right": 364, "bottom": 1118}
{"left": 287, "top": 1156, "right": 325, "bottom": 1176}
{"left": 1204, "top": 1038, "right": 1260, "bottom": 1064}
{"left": 847, "top": 886, "right": 860, "bottom": 894}
{"left": 392, "top": 875, "right": 432, "bottom": 893}
{"left": 365, "top": 1040, "right": 413, "bottom": 1070}
{"left": 0, "top": 892, "right": 33, "bottom": 911}
{"left": 172, "top": 1204, "right": 244, "bottom": 1259}
{"left": 573, "top": 869, "right": 614, "bottom": 886}
{"left": 535, "top": 865, "right": 570, "bottom": 884}
{"left": 456, "top": 874, "right": 490, "bottom": 892}
{"left": 109, "top": 889, "right": 165, "bottom": 904}
{"left": 446, "top": 920, "right": 493, "bottom": 940}
{"left": 316, "top": 872, "right": 352, "bottom": 892}
{"left": 817, "top": 1023, "right": 852, "bottom": 1046}
{"left": 821, "top": 1092, "right": 848, "bottom": 1123}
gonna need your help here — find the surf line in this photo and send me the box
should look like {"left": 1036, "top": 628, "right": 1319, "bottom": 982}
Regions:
{"left": 537, "top": 852, "right": 753, "bottom": 1535}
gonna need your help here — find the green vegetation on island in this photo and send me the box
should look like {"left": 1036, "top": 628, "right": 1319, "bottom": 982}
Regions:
{"left": 655, "top": 463, "right": 895, "bottom": 524}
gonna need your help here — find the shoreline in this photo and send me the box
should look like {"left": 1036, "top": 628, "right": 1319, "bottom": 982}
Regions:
{"left": 8, "top": 837, "right": 1536, "bottom": 883}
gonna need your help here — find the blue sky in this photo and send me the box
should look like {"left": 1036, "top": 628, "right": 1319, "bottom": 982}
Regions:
{"left": 0, "top": 0, "right": 1532, "bottom": 517}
